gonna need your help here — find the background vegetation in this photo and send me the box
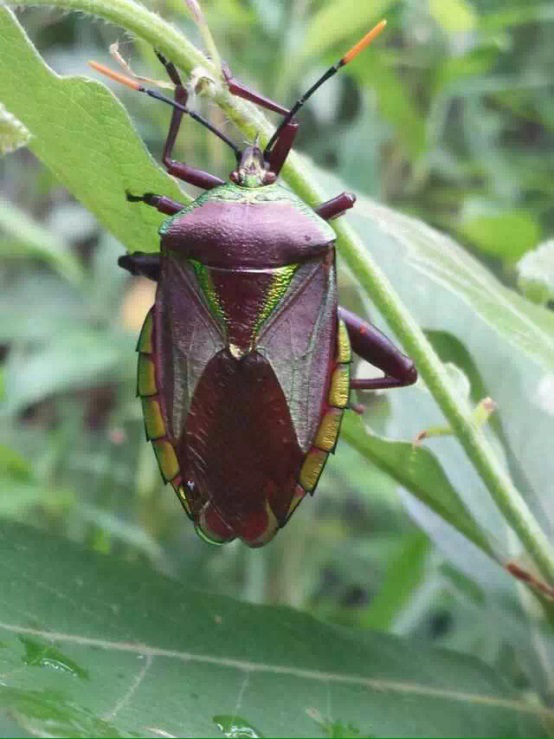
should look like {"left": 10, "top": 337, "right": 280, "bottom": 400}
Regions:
{"left": 0, "top": 0, "right": 553, "bottom": 736}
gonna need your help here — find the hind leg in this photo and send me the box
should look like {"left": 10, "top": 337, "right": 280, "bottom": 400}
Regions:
{"left": 339, "top": 307, "right": 417, "bottom": 391}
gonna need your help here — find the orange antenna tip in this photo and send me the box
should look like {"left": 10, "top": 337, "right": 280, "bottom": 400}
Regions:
{"left": 88, "top": 61, "right": 142, "bottom": 91}
{"left": 342, "top": 19, "right": 387, "bottom": 65}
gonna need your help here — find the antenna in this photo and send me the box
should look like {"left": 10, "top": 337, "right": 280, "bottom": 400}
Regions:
{"left": 89, "top": 61, "right": 242, "bottom": 159}
{"left": 264, "top": 19, "right": 387, "bottom": 158}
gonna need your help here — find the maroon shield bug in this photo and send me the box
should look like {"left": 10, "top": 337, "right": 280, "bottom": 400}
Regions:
{"left": 90, "top": 20, "right": 417, "bottom": 547}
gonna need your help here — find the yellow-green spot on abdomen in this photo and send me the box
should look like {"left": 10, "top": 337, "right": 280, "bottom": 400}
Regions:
{"left": 337, "top": 320, "right": 352, "bottom": 363}
{"left": 136, "top": 310, "right": 185, "bottom": 503}
{"left": 175, "top": 485, "right": 192, "bottom": 517}
{"left": 329, "top": 365, "right": 350, "bottom": 408}
{"left": 285, "top": 485, "right": 306, "bottom": 522}
{"left": 141, "top": 397, "right": 165, "bottom": 440}
{"left": 137, "top": 354, "right": 157, "bottom": 397}
{"left": 299, "top": 448, "right": 328, "bottom": 491}
{"left": 152, "top": 439, "right": 180, "bottom": 482}
{"left": 136, "top": 309, "right": 154, "bottom": 354}
{"left": 254, "top": 263, "right": 299, "bottom": 336}
{"left": 314, "top": 408, "right": 343, "bottom": 452}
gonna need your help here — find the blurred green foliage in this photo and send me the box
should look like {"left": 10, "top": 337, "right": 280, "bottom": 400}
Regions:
{"left": 1, "top": 0, "right": 554, "bottom": 723}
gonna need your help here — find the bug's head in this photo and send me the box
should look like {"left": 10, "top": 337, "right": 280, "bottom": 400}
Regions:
{"left": 89, "top": 22, "right": 387, "bottom": 190}
{"left": 231, "top": 144, "right": 276, "bottom": 188}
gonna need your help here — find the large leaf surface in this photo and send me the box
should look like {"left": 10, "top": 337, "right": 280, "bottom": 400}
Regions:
{"left": 0, "top": 8, "right": 186, "bottom": 254}
{"left": 334, "top": 185, "right": 554, "bottom": 547}
{"left": 0, "top": 523, "right": 550, "bottom": 738}
{"left": 0, "top": 197, "right": 83, "bottom": 284}
{"left": 341, "top": 414, "right": 493, "bottom": 558}
{"left": 0, "top": 102, "right": 30, "bottom": 155}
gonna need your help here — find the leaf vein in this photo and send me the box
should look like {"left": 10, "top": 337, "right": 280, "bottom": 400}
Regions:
{"left": 0, "top": 621, "right": 551, "bottom": 720}
{"left": 103, "top": 652, "right": 153, "bottom": 721}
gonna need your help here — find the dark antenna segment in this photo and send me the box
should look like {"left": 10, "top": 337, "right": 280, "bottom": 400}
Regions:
{"left": 264, "top": 19, "right": 387, "bottom": 158}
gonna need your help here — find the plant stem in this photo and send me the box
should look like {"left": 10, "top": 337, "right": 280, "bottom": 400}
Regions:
{"left": 5, "top": 0, "right": 554, "bottom": 586}
{"left": 282, "top": 159, "right": 554, "bottom": 587}
{"left": 333, "top": 219, "right": 554, "bottom": 584}
{"left": 182, "top": 0, "right": 222, "bottom": 75}
{"left": 5, "top": 0, "right": 210, "bottom": 75}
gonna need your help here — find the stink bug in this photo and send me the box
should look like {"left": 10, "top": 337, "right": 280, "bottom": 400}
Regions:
{"left": 90, "top": 20, "right": 417, "bottom": 547}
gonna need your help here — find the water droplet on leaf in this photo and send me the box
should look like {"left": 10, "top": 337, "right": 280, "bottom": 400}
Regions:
{"left": 20, "top": 637, "right": 89, "bottom": 680}
{"left": 213, "top": 715, "right": 263, "bottom": 738}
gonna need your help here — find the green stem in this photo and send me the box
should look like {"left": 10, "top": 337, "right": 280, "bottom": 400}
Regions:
{"left": 331, "top": 219, "right": 554, "bottom": 583}
{"left": 5, "top": 0, "right": 210, "bottom": 75}
{"left": 5, "top": 0, "right": 554, "bottom": 586}
{"left": 283, "top": 161, "right": 554, "bottom": 587}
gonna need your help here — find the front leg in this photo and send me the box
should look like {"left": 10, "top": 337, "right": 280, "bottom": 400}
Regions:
{"left": 220, "top": 65, "right": 299, "bottom": 176}
{"left": 127, "top": 191, "right": 185, "bottom": 216}
{"left": 222, "top": 64, "right": 289, "bottom": 115}
{"left": 119, "top": 252, "right": 160, "bottom": 282}
{"left": 156, "top": 53, "right": 225, "bottom": 190}
{"left": 316, "top": 192, "right": 356, "bottom": 221}
{"left": 339, "top": 307, "right": 417, "bottom": 390}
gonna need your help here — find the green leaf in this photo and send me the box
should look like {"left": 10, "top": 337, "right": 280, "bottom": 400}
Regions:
{"left": 0, "top": 102, "right": 31, "bottom": 155}
{"left": 516, "top": 239, "right": 554, "bottom": 306}
{"left": 342, "top": 414, "right": 493, "bottom": 557}
{"left": 357, "top": 531, "right": 430, "bottom": 631}
{"left": 339, "top": 186, "right": 554, "bottom": 545}
{"left": 351, "top": 53, "right": 426, "bottom": 160}
{"left": 0, "top": 197, "right": 83, "bottom": 284}
{"left": 0, "top": 477, "right": 74, "bottom": 518}
{"left": 0, "top": 712, "right": 33, "bottom": 739}
{"left": 428, "top": 0, "right": 477, "bottom": 33}
{"left": 0, "top": 8, "right": 186, "bottom": 255}
{"left": 304, "top": 0, "right": 395, "bottom": 59}
{"left": 0, "top": 444, "right": 32, "bottom": 480}
{"left": 0, "top": 522, "right": 550, "bottom": 738}
{"left": 459, "top": 205, "right": 541, "bottom": 262}
{"left": 4, "top": 329, "right": 134, "bottom": 413}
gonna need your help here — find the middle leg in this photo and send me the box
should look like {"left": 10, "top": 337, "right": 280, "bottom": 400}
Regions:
{"left": 126, "top": 191, "right": 185, "bottom": 216}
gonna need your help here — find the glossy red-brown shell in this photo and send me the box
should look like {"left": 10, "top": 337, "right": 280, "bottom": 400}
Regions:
{"left": 146, "top": 183, "right": 346, "bottom": 547}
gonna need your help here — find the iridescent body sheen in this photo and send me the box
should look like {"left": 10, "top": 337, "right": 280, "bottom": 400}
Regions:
{"left": 137, "top": 181, "right": 350, "bottom": 547}
{"left": 109, "top": 33, "right": 418, "bottom": 548}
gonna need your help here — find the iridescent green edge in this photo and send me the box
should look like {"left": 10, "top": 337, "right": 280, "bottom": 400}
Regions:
{"left": 159, "top": 182, "right": 335, "bottom": 242}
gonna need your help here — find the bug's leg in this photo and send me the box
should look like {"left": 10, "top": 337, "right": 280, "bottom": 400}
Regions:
{"left": 118, "top": 252, "right": 160, "bottom": 282}
{"left": 221, "top": 65, "right": 299, "bottom": 176}
{"left": 126, "top": 191, "right": 185, "bottom": 216}
{"left": 316, "top": 192, "right": 356, "bottom": 221}
{"left": 267, "top": 121, "right": 299, "bottom": 176}
{"left": 223, "top": 64, "right": 290, "bottom": 115}
{"left": 339, "top": 307, "right": 417, "bottom": 391}
{"left": 156, "top": 52, "right": 225, "bottom": 190}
